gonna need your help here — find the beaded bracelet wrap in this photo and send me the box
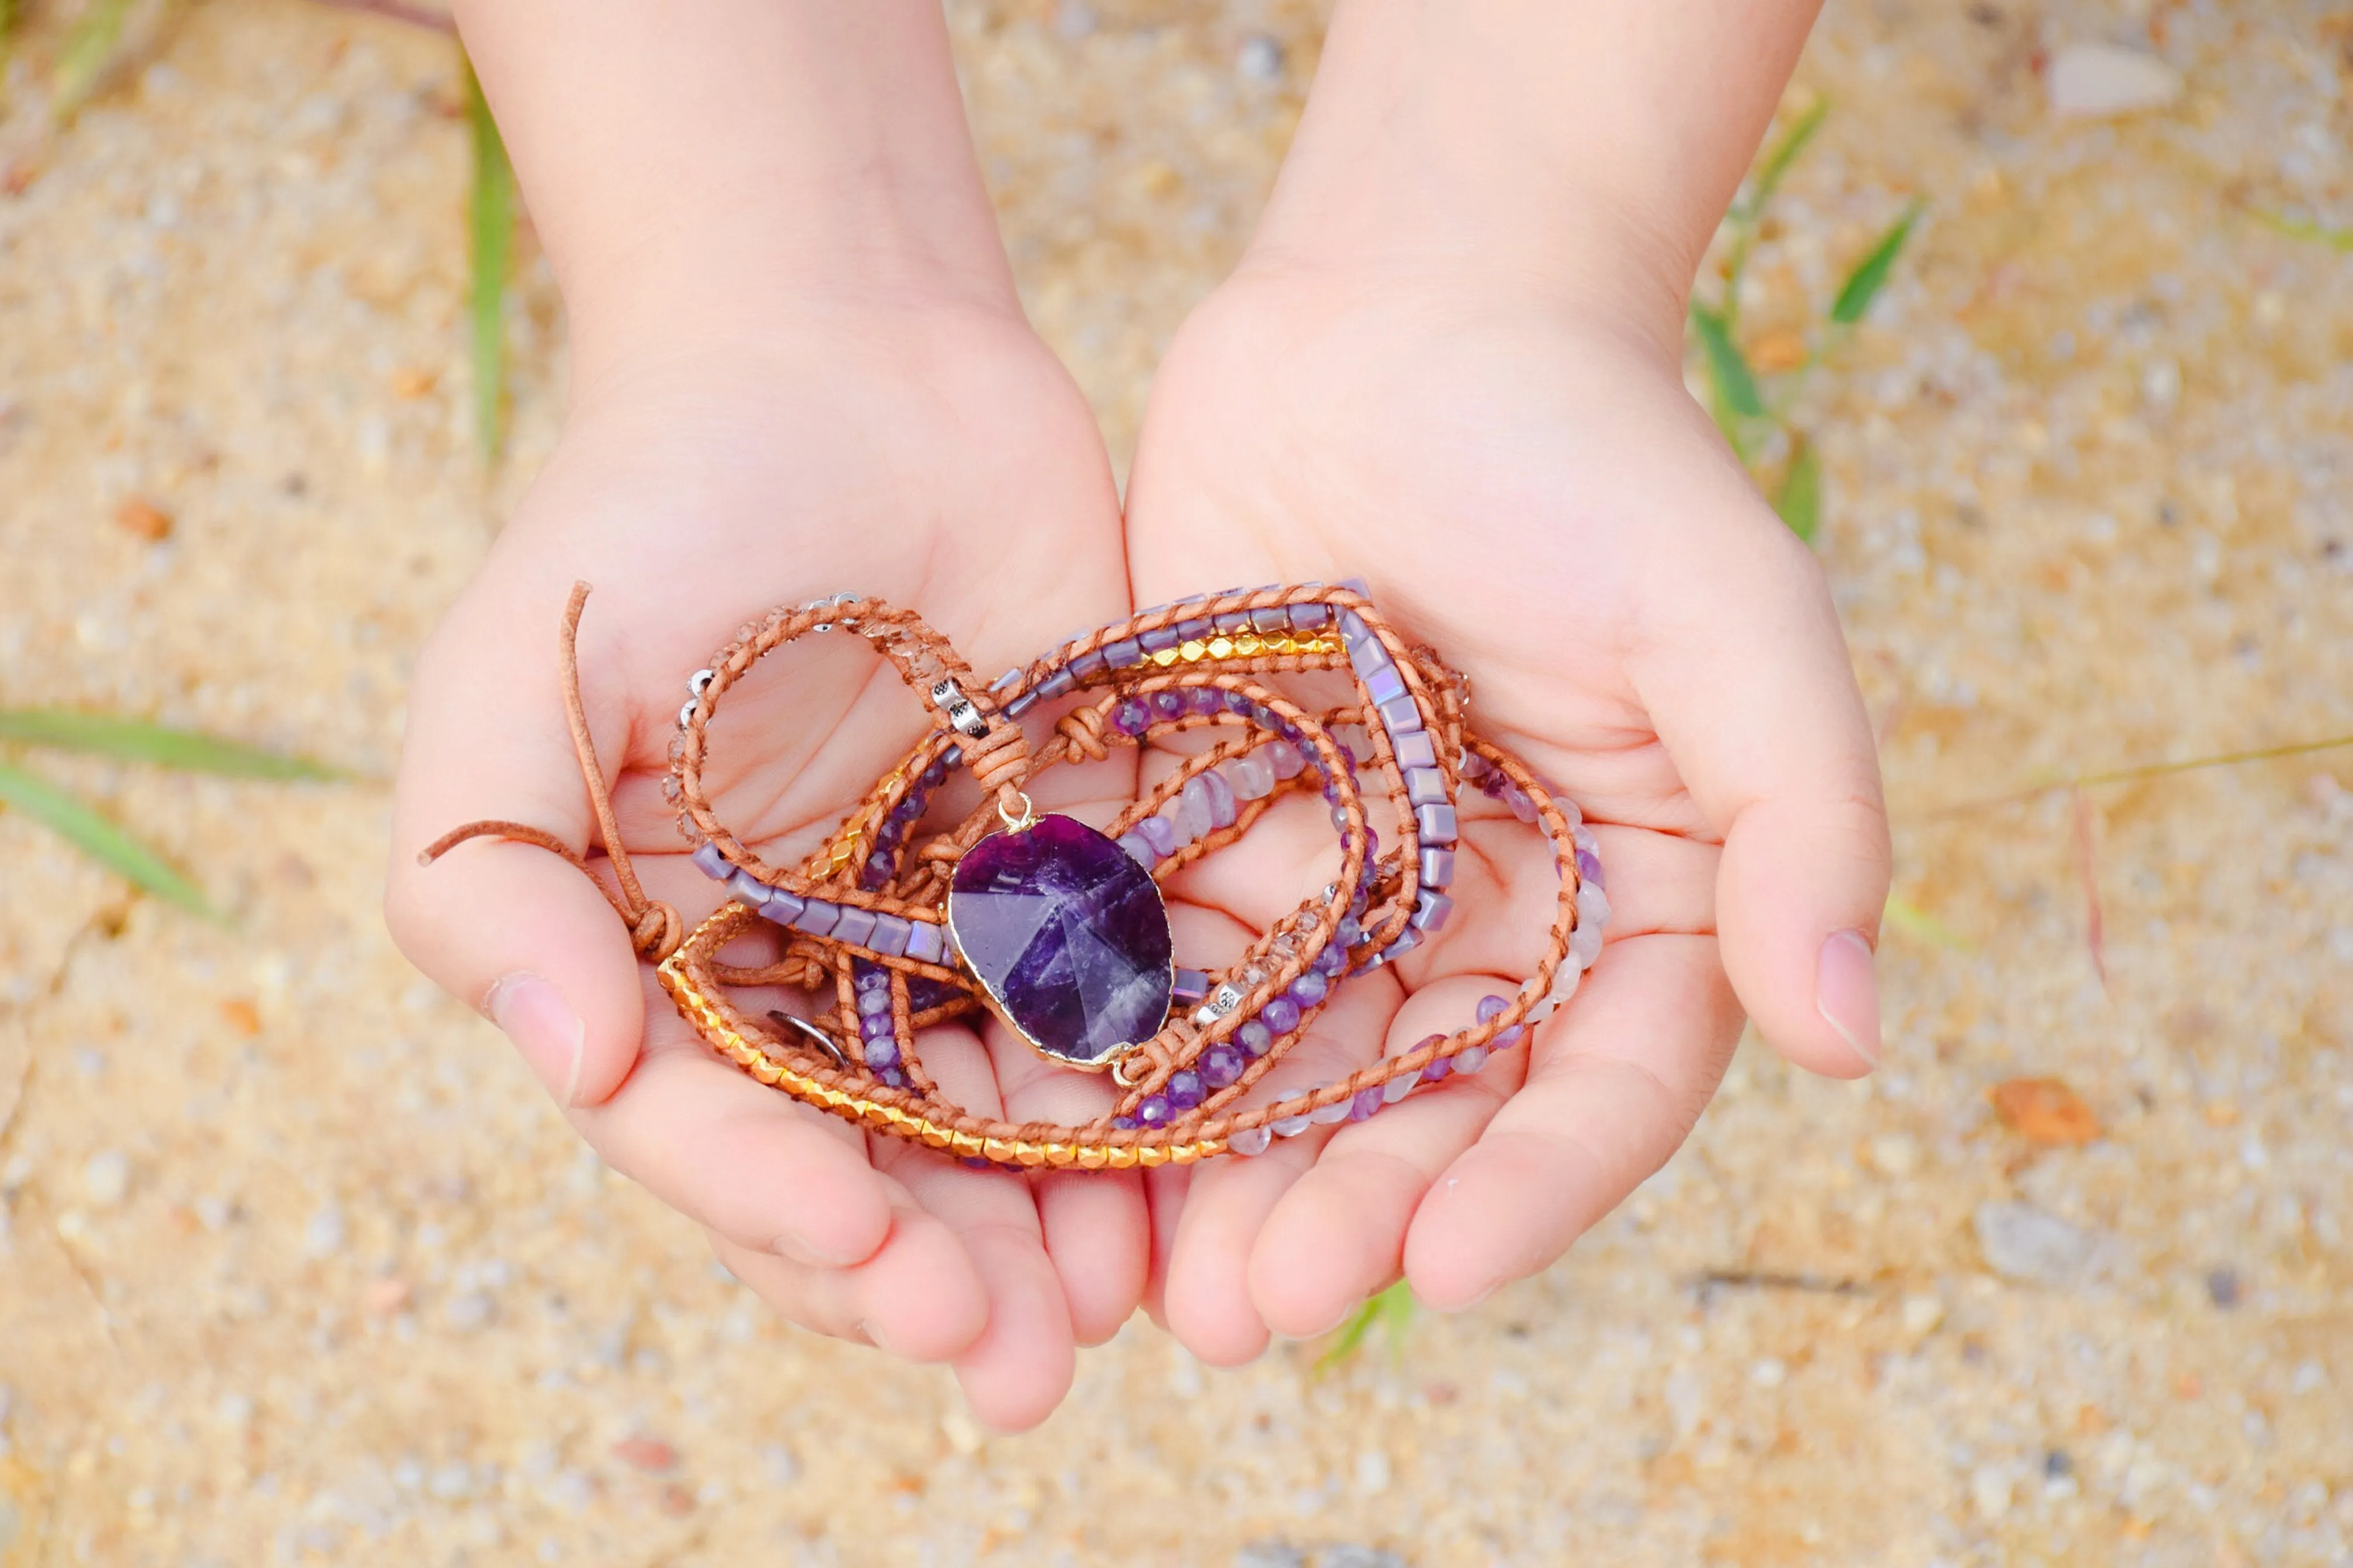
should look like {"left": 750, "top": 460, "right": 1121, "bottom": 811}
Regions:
{"left": 423, "top": 581, "right": 1608, "bottom": 1170}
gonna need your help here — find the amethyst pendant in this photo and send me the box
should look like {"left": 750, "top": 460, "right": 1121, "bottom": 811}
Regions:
{"left": 947, "top": 813, "right": 1175, "bottom": 1068}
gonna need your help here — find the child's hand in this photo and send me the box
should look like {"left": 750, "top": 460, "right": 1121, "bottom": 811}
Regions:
{"left": 1120, "top": 0, "right": 1880, "bottom": 1360}
{"left": 385, "top": 0, "right": 1144, "bottom": 1430}
{"left": 1127, "top": 268, "right": 1888, "bottom": 1361}
{"left": 386, "top": 311, "right": 1142, "bottom": 1431}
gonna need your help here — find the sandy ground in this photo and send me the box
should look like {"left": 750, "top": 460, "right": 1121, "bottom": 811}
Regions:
{"left": 2, "top": 1, "right": 2349, "bottom": 1563}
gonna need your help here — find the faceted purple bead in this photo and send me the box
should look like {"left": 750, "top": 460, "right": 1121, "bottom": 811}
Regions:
{"left": 1136, "top": 1094, "right": 1172, "bottom": 1126}
{"left": 861, "top": 1011, "right": 895, "bottom": 1040}
{"left": 1237, "top": 1019, "right": 1273, "bottom": 1056}
{"left": 1167, "top": 1070, "right": 1205, "bottom": 1111}
{"left": 947, "top": 813, "right": 1175, "bottom": 1067}
{"left": 857, "top": 987, "right": 893, "bottom": 1018}
{"left": 1262, "top": 996, "right": 1301, "bottom": 1035}
{"left": 1113, "top": 699, "right": 1151, "bottom": 736}
{"left": 863, "top": 1036, "right": 900, "bottom": 1070}
{"left": 1288, "top": 969, "right": 1329, "bottom": 1008}
{"left": 1187, "top": 687, "right": 1224, "bottom": 717}
{"left": 1151, "top": 690, "right": 1186, "bottom": 721}
{"left": 1202, "top": 1043, "right": 1247, "bottom": 1089}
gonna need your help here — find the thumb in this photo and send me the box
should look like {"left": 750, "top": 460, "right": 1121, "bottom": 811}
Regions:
{"left": 385, "top": 575, "right": 649, "bottom": 1109}
{"left": 1632, "top": 496, "right": 1891, "bottom": 1078}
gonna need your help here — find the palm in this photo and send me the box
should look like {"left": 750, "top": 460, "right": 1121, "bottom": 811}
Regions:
{"left": 1123, "top": 277, "right": 1874, "bottom": 1357}
{"left": 389, "top": 310, "right": 1144, "bottom": 1428}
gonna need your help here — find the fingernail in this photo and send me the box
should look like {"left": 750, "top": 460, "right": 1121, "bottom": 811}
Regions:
{"left": 487, "top": 972, "right": 585, "bottom": 1106}
{"left": 1815, "top": 930, "right": 1883, "bottom": 1070}
{"left": 855, "top": 1318, "right": 900, "bottom": 1356}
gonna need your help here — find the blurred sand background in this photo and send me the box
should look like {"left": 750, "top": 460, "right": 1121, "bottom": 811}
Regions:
{"left": 2, "top": 1, "right": 2350, "bottom": 1563}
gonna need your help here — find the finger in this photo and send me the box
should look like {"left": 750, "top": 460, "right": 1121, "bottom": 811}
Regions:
{"left": 710, "top": 1200, "right": 988, "bottom": 1363}
{"left": 1245, "top": 975, "right": 1530, "bottom": 1338}
{"left": 1630, "top": 500, "right": 1891, "bottom": 1077}
{"left": 992, "top": 1022, "right": 1149, "bottom": 1349}
{"left": 879, "top": 1025, "right": 1076, "bottom": 1433}
{"left": 1158, "top": 972, "right": 1398, "bottom": 1365}
{"left": 1403, "top": 933, "right": 1741, "bottom": 1308}
{"left": 571, "top": 1026, "right": 896, "bottom": 1269}
{"left": 977, "top": 805, "right": 1151, "bottom": 1349}
{"left": 386, "top": 572, "right": 648, "bottom": 1110}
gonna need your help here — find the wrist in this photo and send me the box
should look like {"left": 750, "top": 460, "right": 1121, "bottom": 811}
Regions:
{"left": 1237, "top": 0, "right": 1817, "bottom": 352}
{"left": 455, "top": 0, "right": 1020, "bottom": 389}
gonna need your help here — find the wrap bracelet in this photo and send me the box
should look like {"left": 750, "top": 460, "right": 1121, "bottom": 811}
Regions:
{"left": 423, "top": 581, "right": 1607, "bottom": 1169}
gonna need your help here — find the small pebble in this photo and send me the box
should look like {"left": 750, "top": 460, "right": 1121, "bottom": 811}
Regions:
{"left": 2205, "top": 1267, "right": 2241, "bottom": 1309}
{"left": 303, "top": 1204, "right": 347, "bottom": 1259}
{"left": 1237, "top": 35, "right": 1284, "bottom": 81}
{"left": 82, "top": 1151, "right": 130, "bottom": 1209}
{"left": 612, "top": 1436, "right": 677, "bottom": 1473}
{"left": 2046, "top": 42, "right": 2183, "bottom": 119}
{"left": 444, "top": 1292, "right": 495, "bottom": 1333}
{"left": 1974, "top": 1201, "right": 2103, "bottom": 1287}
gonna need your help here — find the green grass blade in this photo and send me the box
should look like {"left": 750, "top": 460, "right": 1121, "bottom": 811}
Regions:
{"left": 1314, "top": 1280, "right": 1417, "bottom": 1372}
{"left": 1690, "top": 303, "right": 1765, "bottom": 421}
{"left": 1884, "top": 895, "right": 1970, "bottom": 952}
{"left": 0, "top": 761, "right": 218, "bottom": 917}
{"left": 1830, "top": 202, "right": 1922, "bottom": 326}
{"left": 465, "top": 55, "right": 516, "bottom": 460}
{"left": 0, "top": 710, "right": 341, "bottom": 780}
{"left": 2252, "top": 209, "right": 2353, "bottom": 253}
{"left": 1744, "top": 98, "right": 1828, "bottom": 221}
{"left": 1772, "top": 435, "right": 1822, "bottom": 542}
{"left": 51, "top": 0, "right": 135, "bottom": 121}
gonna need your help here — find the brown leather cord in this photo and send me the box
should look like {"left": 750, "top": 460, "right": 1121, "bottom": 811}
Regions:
{"left": 417, "top": 582, "right": 686, "bottom": 964}
{"left": 427, "top": 581, "right": 1593, "bottom": 1165}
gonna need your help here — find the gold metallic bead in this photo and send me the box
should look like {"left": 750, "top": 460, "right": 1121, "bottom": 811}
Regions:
{"left": 1178, "top": 640, "right": 1207, "bottom": 662}
{"left": 1042, "top": 1142, "right": 1078, "bottom": 1167}
{"left": 1207, "top": 637, "right": 1234, "bottom": 659}
{"left": 1015, "top": 1143, "right": 1048, "bottom": 1168}
{"left": 1134, "top": 1145, "right": 1169, "bottom": 1168}
{"left": 1150, "top": 647, "right": 1180, "bottom": 667}
{"left": 1234, "top": 634, "right": 1262, "bottom": 656}
{"left": 950, "top": 1130, "right": 984, "bottom": 1157}
{"left": 1076, "top": 1145, "right": 1110, "bottom": 1171}
{"left": 982, "top": 1137, "right": 1016, "bottom": 1164}
{"left": 1269, "top": 635, "right": 1296, "bottom": 655}
{"left": 1106, "top": 1145, "right": 1139, "bottom": 1170}
{"left": 919, "top": 1123, "right": 954, "bottom": 1149}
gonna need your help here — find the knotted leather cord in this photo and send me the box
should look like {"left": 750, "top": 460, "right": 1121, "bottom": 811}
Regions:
{"left": 418, "top": 582, "right": 685, "bottom": 965}
{"left": 420, "top": 582, "right": 1593, "bottom": 1167}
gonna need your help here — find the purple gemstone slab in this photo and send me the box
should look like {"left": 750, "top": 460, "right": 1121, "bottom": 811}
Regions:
{"left": 947, "top": 813, "right": 1175, "bottom": 1067}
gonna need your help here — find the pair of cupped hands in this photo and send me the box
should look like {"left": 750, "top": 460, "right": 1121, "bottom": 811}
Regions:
{"left": 385, "top": 234, "right": 1891, "bottom": 1430}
